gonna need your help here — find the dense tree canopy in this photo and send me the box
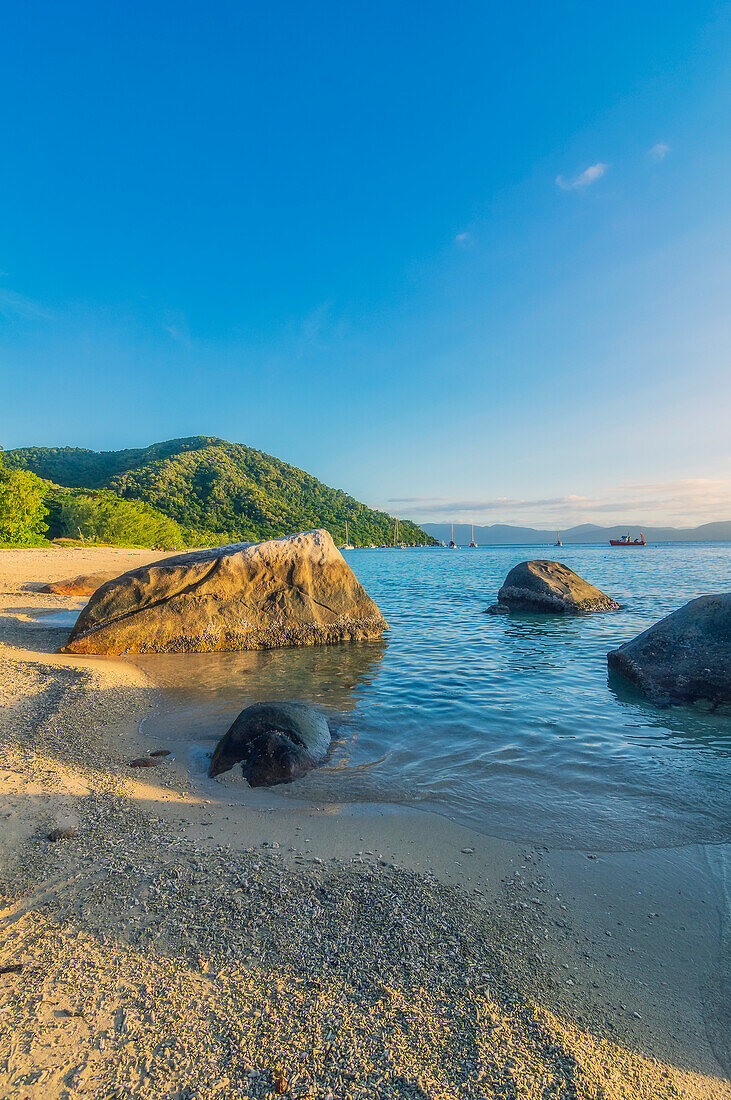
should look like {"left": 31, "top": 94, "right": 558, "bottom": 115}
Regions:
{"left": 49, "top": 491, "right": 186, "bottom": 550}
{"left": 8, "top": 437, "right": 435, "bottom": 546}
{"left": 0, "top": 455, "right": 48, "bottom": 545}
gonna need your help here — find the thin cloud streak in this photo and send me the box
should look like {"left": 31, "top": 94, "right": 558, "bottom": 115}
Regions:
{"left": 387, "top": 479, "right": 731, "bottom": 527}
{"left": 0, "top": 288, "right": 53, "bottom": 322}
{"left": 556, "top": 163, "right": 608, "bottom": 190}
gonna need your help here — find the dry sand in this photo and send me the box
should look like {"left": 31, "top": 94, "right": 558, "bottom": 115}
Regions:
{"left": 0, "top": 547, "right": 729, "bottom": 1100}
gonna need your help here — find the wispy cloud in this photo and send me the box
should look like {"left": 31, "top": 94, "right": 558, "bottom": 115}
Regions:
{"left": 556, "top": 163, "right": 608, "bottom": 191}
{"left": 0, "top": 288, "right": 52, "bottom": 322}
{"left": 297, "top": 301, "right": 335, "bottom": 358}
{"left": 455, "top": 232, "right": 472, "bottom": 247}
{"left": 649, "top": 142, "right": 670, "bottom": 162}
{"left": 161, "top": 309, "right": 191, "bottom": 347}
{"left": 387, "top": 479, "right": 731, "bottom": 527}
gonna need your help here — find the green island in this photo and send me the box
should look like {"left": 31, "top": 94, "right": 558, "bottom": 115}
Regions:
{"left": 1, "top": 436, "right": 436, "bottom": 550}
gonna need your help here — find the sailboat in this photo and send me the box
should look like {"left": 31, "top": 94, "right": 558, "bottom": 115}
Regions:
{"left": 554, "top": 531, "right": 562, "bottom": 547}
{"left": 339, "top": 520, "right": 355, "bottom": 551}
{"left": 392, "top": 516, "right": 406, "bottom": 548}
{"left": 469, "top": 524, "right": 477, "bottom": 548}
{"left": 448, "top": 522, "right": 457, "bottom": 549}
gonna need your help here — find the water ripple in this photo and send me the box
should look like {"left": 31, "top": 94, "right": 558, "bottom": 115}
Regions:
{"left": 131, "top": 543, "right": 731, "bottom": 851}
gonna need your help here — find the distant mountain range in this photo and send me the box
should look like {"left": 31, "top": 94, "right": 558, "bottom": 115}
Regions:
{"left": 422, "top": 521, "right": 731, "bottom": 544}
{"left": 6, "top": 437, "right": 436, "bottom": 546}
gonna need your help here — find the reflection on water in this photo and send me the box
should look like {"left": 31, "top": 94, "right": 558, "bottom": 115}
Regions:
{"left": 607, "top": 671, "right": 731, "bottom": 753}
{"left": 129, "top": 638, "right": 387, "bottom": 743}
{"left": 131, "top": 543, "right": 731, "bottom": 851}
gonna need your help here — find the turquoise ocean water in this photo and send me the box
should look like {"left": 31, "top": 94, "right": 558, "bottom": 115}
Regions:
{"left": 135, "top": 543, "right": 731, "bottom": 851}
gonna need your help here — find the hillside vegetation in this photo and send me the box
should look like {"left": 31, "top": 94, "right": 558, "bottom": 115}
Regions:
{"left": 0, "top": 455, "right": 48, "bottom": 546}
{"left": 7, "top": 437, "right": 434, "bottom": 547}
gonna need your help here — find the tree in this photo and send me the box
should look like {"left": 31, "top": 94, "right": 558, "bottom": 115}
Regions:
{"left": 55, "top": 491, "right": 184, "bottom": 549}
{"left": 0, "top": 454, "right": 49, "bottom": 545}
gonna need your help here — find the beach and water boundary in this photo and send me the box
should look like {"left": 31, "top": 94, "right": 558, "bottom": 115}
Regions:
{"left": 0, "top": 545, "right": 729, "bottom": 1099}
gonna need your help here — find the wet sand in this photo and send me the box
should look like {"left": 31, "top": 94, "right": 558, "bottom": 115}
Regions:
{"left": 0, "top": 547, "right": 728, "bottom": 1099}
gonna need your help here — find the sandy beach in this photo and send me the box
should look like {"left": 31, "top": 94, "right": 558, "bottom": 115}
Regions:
{"left": 0, "top": 547, "right": 729, "bottom": 1100}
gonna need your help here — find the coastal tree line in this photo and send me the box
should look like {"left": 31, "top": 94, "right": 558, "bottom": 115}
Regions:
{"left": 1, "top": 440, "right": 434, "bottom": 549}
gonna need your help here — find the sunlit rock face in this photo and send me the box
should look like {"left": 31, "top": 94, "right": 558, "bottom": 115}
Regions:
{"left": 487, "top": 560, "right": 620, "bottom": 615}
{"left": 61, "top": 530, "right": 387, "bottom": 655}
{"left": 608, "top": 593, "right": 731, "bottom": 704}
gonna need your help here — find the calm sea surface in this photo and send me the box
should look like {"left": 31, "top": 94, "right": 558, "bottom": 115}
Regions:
{"left": 133, "top": 543, "right": 731, "bottom": 851}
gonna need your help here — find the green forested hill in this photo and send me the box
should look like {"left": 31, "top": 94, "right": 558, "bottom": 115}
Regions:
{"left": 7, "top": 437, "right": 434, "bottom": 546}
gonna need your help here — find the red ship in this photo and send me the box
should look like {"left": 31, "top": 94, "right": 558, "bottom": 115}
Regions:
{"left": 609, "top": 532, "right": 646, "bottom": 546}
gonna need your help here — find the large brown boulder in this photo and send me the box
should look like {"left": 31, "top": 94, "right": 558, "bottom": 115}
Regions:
{"left": 40, "top": 571, "right": 122, "bottom": 597}
{"left": 607, "top": 594, "right": 731, "bottom": 704}
{"left": 487, "top": 560, "right": 620, "bottom": 614}
{"left": 60, "top": 530, "right": 387, "bottom": 656}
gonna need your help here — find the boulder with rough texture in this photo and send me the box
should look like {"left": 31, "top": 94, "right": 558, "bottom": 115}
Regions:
{"left": 487, "top": 560, "right": 620, "bottom": 614}
{"left": 40, "top": 571, "right": 121, "bottom": 597}
{"left": 61, "top": 530, "right": 387, "bottom": 655}
{"left": 209, "top": 701, "right": 331, "bottom": 786}
{"left": 607, "top": 594, "right": 731, "bottom": 704}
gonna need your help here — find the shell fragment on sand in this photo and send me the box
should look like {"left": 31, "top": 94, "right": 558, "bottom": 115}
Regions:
{"left": 487, "top": 560, "right": 620, "bottom": 615}
{"left": 60, "top": 530, "right": 387, "bottom": 655}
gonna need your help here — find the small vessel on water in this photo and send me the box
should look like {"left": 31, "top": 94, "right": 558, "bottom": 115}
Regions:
{"left": 469, "top": 524, "right": 477, "bottom": 548}
{"left": 555, "top": 531, "right": 562, "bottom": 547}
{"left": 393, "top": 517, "right": 407, "bottom": 548}
{"left": 340, "top": 517, "right": 353, "bottom": 547}
{"left": 609, "top": 532, "right": 646, "bottom": 546}
{"left": 448, "top": 523, "right": 457, "bottom": 549}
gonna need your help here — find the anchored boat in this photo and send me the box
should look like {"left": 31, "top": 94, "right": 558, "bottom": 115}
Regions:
{"left": 609, "top": 532, "right": 646, "bottom": 546}
{"left": 339, "top": 520, "right": 355, "bottom": 551}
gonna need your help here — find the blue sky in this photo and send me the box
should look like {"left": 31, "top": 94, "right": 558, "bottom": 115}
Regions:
{"left": 1, "top": 1, "right": 729, "bottom": 526}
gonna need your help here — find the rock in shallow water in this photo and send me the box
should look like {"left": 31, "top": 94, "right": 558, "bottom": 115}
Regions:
{"left": 60, "top": 530, "right": 387, "bottom": 655}
{"left": 487, "top": 560, "right": 620, "bottom": 615}
{"left": 608, "top": 593, "right": 731, "bottom": 704}
{"left": 208, "top": 701, "right": 331, "bottom": 786}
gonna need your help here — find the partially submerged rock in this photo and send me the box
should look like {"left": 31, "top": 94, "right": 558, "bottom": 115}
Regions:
{"left": 487, "top": 560, "right": 620, "bottom": 614}
{"left": 608, "top": 594, "right": 731, "bottom": 704}
{"left": 40, "top": 571, "right": 121, "bottom": 597}
{"left": 209, "top": 701, "right": 331, "bottom": 787}
{"left": 61, "top": 530, "right": 387, "bottom": 655}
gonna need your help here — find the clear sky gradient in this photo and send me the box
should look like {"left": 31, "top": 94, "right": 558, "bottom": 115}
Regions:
{"left": 1, "top": 1, "right": 729, "bottom": 526}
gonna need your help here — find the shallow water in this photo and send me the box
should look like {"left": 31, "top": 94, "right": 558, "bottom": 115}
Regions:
{"left": 131, "top": 543, "right": 731, "bottom": 851}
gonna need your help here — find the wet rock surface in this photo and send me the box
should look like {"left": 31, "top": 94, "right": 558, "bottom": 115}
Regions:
{"left": 608, "top": 593, "right": 731, "bottom": 704}
{"left": 209, "top": 701, "right": 331, "bottom": 786}
{"left": 487, "top": 560, "right": 620, "bottom": 615}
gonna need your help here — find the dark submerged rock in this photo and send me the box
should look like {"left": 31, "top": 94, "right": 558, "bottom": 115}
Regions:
{"left": 209, "top": 701, "right": 331, "bottom": 787}
{"left": 607, "top": 593, "right": 731, "bottom": 704}
{"left": 487, "top": 560, "right": 620, "bottom": 615}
